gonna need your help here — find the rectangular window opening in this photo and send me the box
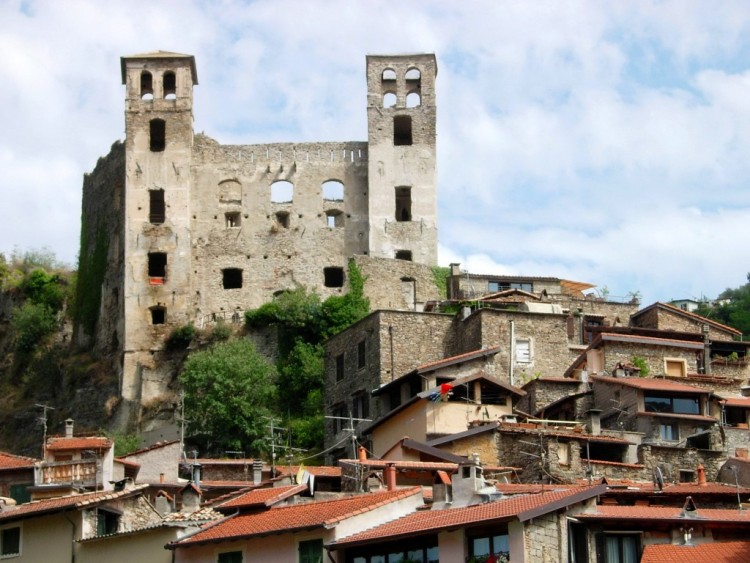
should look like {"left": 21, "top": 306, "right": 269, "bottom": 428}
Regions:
{"left": 395, "top": 250, "right": 413, "bottom": 261}
{"left": 324, "top": 266, "right": 344, "bottom": 288}
{"left": 148, "top": 252, "right": 167, "bottom": 280}
{"left": 1, "top": 526, "right": 21, "bottom": 557}
{"left": 395, "top": 186, "right": 412, "bottom": 222}
{"left": 298, "top": 539, "right": 323, "bottom": 563}
{"left": 96, "top": 509, "right": 120, "bottom": 536}
{"left": 225, "top": 212, "right": 241, "bottom": 228}
{"left": 394, "top": 115, "right": 413, "bottom": 146}
{"left": 149, "top": 119, "right": 166, "bottom": 152}
{"left": 358, "top": 340, "right": 366, "bottom": 369}
{"left": 149, "top": 190, "right": 165, "bottom": 224}
{"left": 151, "top": 307, "right": 166, "bottom": 325}
{"left": 336, "top": 354, "right": 345, "bottom": 382}
{"left": 217, "top": 551, "right": 243, "bottom": 563}
{"left": 515, "top": 339, "right": 531, "bottom": 363}
{"left": 222, "top": 268, "right": 243, "bottom": 289}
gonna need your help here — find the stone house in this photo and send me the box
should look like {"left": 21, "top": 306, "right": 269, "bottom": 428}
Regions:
{"left": 119, "top": 439, "right": 180, "bottom": 484}
{"left": 79, "top": 51, "right": 441, "bottom": 417}
{"left": 0, "top": 453, "right": 34, "bottom": 505}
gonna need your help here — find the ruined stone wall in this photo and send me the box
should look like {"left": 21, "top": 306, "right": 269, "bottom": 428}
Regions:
{"left": 354, "top": 255, "right": 442, "bottom": 311}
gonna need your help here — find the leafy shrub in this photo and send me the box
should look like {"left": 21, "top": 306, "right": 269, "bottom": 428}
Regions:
{"left": 166, "top": 323, "right": 196, "bottom": 350}
{"left": 11, "top": 302, "right": 57, "bottom": 353}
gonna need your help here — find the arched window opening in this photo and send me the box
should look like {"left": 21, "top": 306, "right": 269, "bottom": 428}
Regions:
{"left": 219, "top": 179, "right": 242, "bottom": 203}
{"left": 393, "top": 115, "right": 412, "bottom": 146}
{"left": 271, "top": 180, "right": 293, "bottom": 203}
{"left": 163, "top": 71, "right": 176, "bottom": 100}
{"left": 324, "top": 267, "right": 344, "bottom": 288}
{"left": 222, "top": 268, "right": 243, "bottom": 289}
{"left": 149, "top": 190, "right": 165, "bottom": 224}
{"left": 382, "top": 68, "right": 397, "bottom": 81}
{"left": 396, "top": 186, "right": 412, "bottom": 222}
{"left": 140, "top": 71, "right": 153, "bottom": 100}
{"left": 150, "top": 119, "right": 165, "bottom": 152}
{"left": 275, "top": 211, "right": 290, "bottom": 228}
{"left": 383, "top": 92, "right": 397, "bottom": 108}
{"left": 322, "top": 180, "right": 344, "bottom": 201}
{"left": 150, "top": 306, "right": 166, "bottom": 325}
{"left": 326, "top": 210, "right": 343, "bottom": 228}
{"left": 406, "top": 92, "right": 421, "bottom": 108}
{"left": 405, "top": 67, "right": 421, "bottom": 81}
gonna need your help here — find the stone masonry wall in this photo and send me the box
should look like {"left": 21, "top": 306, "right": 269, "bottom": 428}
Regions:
{"left": 354, "top": 255, "right": 442, "bottom": 312}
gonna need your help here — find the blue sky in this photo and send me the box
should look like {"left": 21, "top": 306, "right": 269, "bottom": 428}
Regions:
{"left": 2, "top": 0, "right": 750, "bottom": 304}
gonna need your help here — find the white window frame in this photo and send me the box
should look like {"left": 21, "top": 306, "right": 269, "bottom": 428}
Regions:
{"left": 515, "top": 338, "right": 532, "bottom": 364}
{"left": 664, "top": 358, "right": 687, "bottom": 377}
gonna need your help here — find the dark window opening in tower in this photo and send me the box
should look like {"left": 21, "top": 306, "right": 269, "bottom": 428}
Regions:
{"left": 163, "top": 71, "right": 176, "bottom": 100}
{"left": 225, "top": 212, "right": 241, "bottom": 228}
{"left": 275, "top": 211, "right": 289, "bottom": 228}
{"left": 383, "top": 92, "right": 397, "bottom": 108}
{"left": 382, "top": 68, "right": 397, "bottom": 81}
{"left": 395, "top": 250, "right": 413, "bottom": 261}
{"left": 406, "top": 91, "right": 421, "bottom": 108}
{"left": 271, "top": 180, "right": 294, "bottom": 203}
{"left": 324, "top": 267, "right": 344, "bottom": 288}
{"left": 140, "top": 71, "right": 153, "bottom": 100}
{"left": 395, "top": 186, "right": 412, "bottom": 222}
{"left": 149, "top": 190, "right": 165, "bottom": 224}
{"left": 322, "top": 180, "right": 344, "bottom": 201}
{"left": 222, "top": 268, "right": 243, "bottom": 289}
{"left": 151, "top": 306, "right": 166, "bottom": 325}
{"left": 393, "top": 115, "right": 412, "bottom": 145}
{"left": 150, "top": 119, "right": 166, "bottom": 152}
{"left": 148, "top": 252, "right": 167, "bottom": 279}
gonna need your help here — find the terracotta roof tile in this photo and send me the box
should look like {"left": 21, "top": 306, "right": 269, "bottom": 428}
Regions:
{"left": 330, "top": 485, "right": 605, "bottom": 548}
{"left": 577, "top": 505, "right": 750, "bottom": 522}
{"left": 647, "top": 302, "right": 742, "bottom": 336}
{"left": 641, "top": 541, "right": 750, "bottom": 563}
{"left": 597, "top": 332, "right": 705, "bottom": 350}
{"left": 413, "top": 347, "right": 502, "bottom": 373}
{"left": 121, "top": 440, "right": 179, "bottom": 457}
{"left": 218, "top": 484, "right": 307, "bottom": 510}
{"left": 636, "top": 411, "right": 716, "bottom": 423}
{"left": 719, "top": 397, "right": 750, "bottom": 408}
{"left": 162, "top": 506, "right": 224, "bottom": 523}
{"left": 275, "top": 466, "right": 342, "bottom": 477}
{"left": 340, "top": 459, "right": 460, "bottom": 471}
{"left": 172, "top": 487, "right": 422, "bottom": 548}
{"left": 591, "top": 375, "right": 709, "bottom": 393}
{"left": 46, "top": 437, "right": 112, "bottom": 451}
{"left": 0, "top": 451, "right": 37, "bottom": 470}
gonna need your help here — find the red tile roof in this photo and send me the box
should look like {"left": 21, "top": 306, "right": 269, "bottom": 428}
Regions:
{"left": 329, "top": 485, "right": 605, "bottom": 549}
{"left": 0, "top": 452, "right": 37, "bottom": 470}
{"left": 641, "top": 541, "right": 750, "bottom": 563}
{"left": 218, "top": 484, "right": 307, "bottom": 510}
{"left": 121, "top": 440, "right": 179, "bottom": 457}
{"left": 275, "top": 466, "right": 342, "bottom": 477}
{"left": 720, "top": 397, "right": 750, "bottom": 408}
{"left": 637, "top": 302, "right": 742, "bottom": 336}
{"left": 412, "top": 347, "right": 502, "bottom": 373}
{"left": 597, "top": 332, "right": 705, "bottom": 350}
{"left": 591, "top": 375, "right": 709, "bottom": 394}
{"left": 495, "top": 423, "right": 635, "bottom": 444}
{"left": 340, "top": 459, "right": 461, "bottom": 471}
{"left": 172, "top": 487, "right": 423, "bottom": 548}
{"left": 577, "top": 504, "right": 750, "bottom": 523}
{"left": 636, "top": 411, "right": 716, "bottom": 423}
{"left": 46, "top": 436, "right": 112, "bottom": 451}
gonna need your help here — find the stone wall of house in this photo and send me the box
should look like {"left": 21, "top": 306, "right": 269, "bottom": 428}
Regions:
{"left": 524, "top": 512, "right": 564, "bottom": 562}
{"left": 518, "top": 379, "right": 588, "bottom": 416}
{"left": 602, "top": 340, "right": 699, "bottom": 376}
{"left": 434, "top": 431, "right": 499, "bottom": 466}
{"left": 640, "top": 444, "right": 727, "bottom": 482}
{"left": 722, "top": 427, "right": 750, "bottom": 458}
{"left": 121, "top": 441, "right": 180, "bottom": 483}
{"left": 354, "top": 255, "right": 442, "bottom": 311}
{"left": 654, "top": 308, "right": 737, "bottom": 340}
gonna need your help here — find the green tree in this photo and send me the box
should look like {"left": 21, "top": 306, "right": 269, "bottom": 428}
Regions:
{"left": 11, "top": 302, "right": 57, "bottom": 354}
{"left": 696, "top": 275, "right": 750, "bottom": 337}
{"left": 180, "top": 339, "right": 277, "bottom": 455}
{"left": 20, "top": 269, "right": 65, "bottom": 312}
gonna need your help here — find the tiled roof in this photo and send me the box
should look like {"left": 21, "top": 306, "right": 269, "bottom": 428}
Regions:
{"left": 412, "top": 347, "right": 502, "bottom": 373}
{"left": 591, "top": 375, "right": 709, "bottom": 394}
{"left": 641, "top": 541, "right": 750, "bottom": 563}
{"left": 494, "top": 423, "right": 635, "bottom": 444}
{"left": 588, "top": 459, "right": 645, "bottom": 469}
{"left": 0, "top": 451, "right": 37, "bottom": 470}
{"left": 195, "top": 458, "right": 259, "bottom": 465}
{"left": 171, "top": 487, "right": 422, "bottom": 548}
{"left": 0, "top": 485, "right": 148, "bottom": 523}
{"left": 577, "top": 504, "right": 750, "bottom": 523}
{"left": 46, "top": 436, "right": 112, "bottom": 451}
{"left": 495, "top": 483, "right": 584, "bottom": 494}
{"left": 596, "top": 332, "right": 705, "bottom": 350}
{"left": 162, "top": 506, "right": 224, "bottom": 523}
{"left": 121, "top": 440, "right": 179, "bottom": 457}
{"left": 719, "top": 397, "right": 750, "bottom": 408}
{"left": 635, "top": 302, "right": 742, "bottom": 336}
{"left": 275, "top": 466, "right": 342, "bottom": 477}
{"left": 340, "top": 459, "right": 461, "bottom": 471}
{"left": 636, "top": 411, "right": 716, "bottom": 423}
{"left": 329, "top": 485, "right": 605, "bottom": 549}
{"left": 218, "top": 484, "right": 307, "bottom": 510}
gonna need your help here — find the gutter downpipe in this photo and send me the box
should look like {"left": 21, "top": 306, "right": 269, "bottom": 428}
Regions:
{"left": 509, "top": 320, "right": 515, "bottom": 386}
{"left": 63, "top": 511, "right": 77, "bottom": 563}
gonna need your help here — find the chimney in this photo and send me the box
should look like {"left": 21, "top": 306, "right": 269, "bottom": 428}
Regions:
{"left": 385, "top": 464, "right": 397, "bottom": 491}
{"left": 192, "top": 463, "right": 202, "bottom": 489}
{"left": 450, "top": 263, "right": 461, "bottom": 276}
{"left": 587, "top": 409, "right": 602, "bottom": 436}
{"left": 358, "top": 446, "right": 367, "bottom": 462}
{"left": 697, "top": 464, "right": 707, "bottom": 486}
{"left": 65, "top": 419, "right": 74, "bottom": 438}
{"left": 253, "top": 460, "right": 264, "bottom": 485}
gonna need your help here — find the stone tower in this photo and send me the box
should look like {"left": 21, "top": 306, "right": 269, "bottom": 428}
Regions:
{"left": 366, "top": 54, "right": 438, "bottom": 265}
{"left": 120, "top": 52, "right": 198, "bottom": 403}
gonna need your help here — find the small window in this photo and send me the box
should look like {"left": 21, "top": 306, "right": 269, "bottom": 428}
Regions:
{"left": 140, "top": 71, "right": 153, "bottom": 100}
{"left": 149, "top": 119, "right": 165, "bottom": 152}
{"left": 96, "top": 509, "right": 120, "bottom": 536}
{"left": 406, "top": 91, "right": 421, "bottom": 108}
{"left": 383, "top": 92, "right": 397, "bottom": 108}
{"left": 275, "top": 211, "right": 290, "bottom": 228}
{"left": 271, "top": 180, "right": 293, "bottom": 203}
{"left": 149, "top": 190, "right": 165, "bottom": 224}
{"left": 217, "top": 552, "right": 243, "bottom": 563}
{"left": 659, "top": 423, "right": 679, "bottom": 441}
{"left": 679, "top": 470, "right": 696, "bottom": 483}
{"left": 601, "top": 533, "right": 640, "bottom": 563}
{"left": 469, "top": 529, "right": 509, "bottom": 560}
{"left": 405, "top": 68, "right": 421, "bottom": 81}
{"left": 395, "top": 186, "right": 412, "bottom": 222}
{"left": 382, "top": 68, "right": 397, "bottom": 81}
{"left": 148, "top": 252, "right": 167, "bottom": 279}
{"left": 395, "top": 250, "right": 412, "bottom": 261}
{"left": 358, "top": 340, "right": 366, "bottom": 369}
{"left": 225, "top": 212, "right": 241, "bottom": 228}
{"left": 665, "top": 358, "right": 687, "bottom": 377}
{"left": 394, "top": 115, "right": 412, "bottom": 145}
{"left": 222, "top": 268, "right": 243, "bottom": 289}
{"left": 516, "top": 339, "right": 531, "bottom": 363}
{"left": 299, "top": 540, "right": 323, "bottom": 563}
{"left": 558, "top": 442, "right": 571, "bottom": 466}
{"left": 353, "top": 393, "right": 369, "bottom": 420}
{"left": 335, "top": 354, "right": 345, "bottom": 381}
{"left": 332, "top": 403, "right": 347, "bottom": 433}
{"left": 324, "top": 267, "right": 344, "bottom": 288}
{"left": 163, "top": 71, "right": 176, "bottom": 100}
{"left": 326, "top": 210, "right": 343, "bottom": 228}
{"left": 1, "top": 526, "right": 21, "bottom": 557}
{"left": 151, "top": 306, "right": 166, "bottom": 325}
{"left": 322, "top": 180, "right": 344, "bottom": 201}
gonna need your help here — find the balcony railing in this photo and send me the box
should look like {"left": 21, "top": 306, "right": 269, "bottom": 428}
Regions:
{"left": 35, "top": 460, "right": 98, "bottom": 486}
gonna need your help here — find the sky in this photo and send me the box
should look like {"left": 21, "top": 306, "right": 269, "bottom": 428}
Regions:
{"left": 2, "top": 0, "right": 750, "bottom": 305}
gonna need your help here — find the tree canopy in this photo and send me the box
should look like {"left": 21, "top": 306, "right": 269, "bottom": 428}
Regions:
{"left": 695, "top": 273, "right": 750, "bottom": 337}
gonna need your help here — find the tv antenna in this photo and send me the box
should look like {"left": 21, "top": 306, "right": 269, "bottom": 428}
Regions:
{"left": 36, "top": 404, "right": 55, "bottom": 459}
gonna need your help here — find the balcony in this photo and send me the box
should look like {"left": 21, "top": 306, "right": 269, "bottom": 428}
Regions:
{"left": 35, "top": 460, "right": 98, "bottom": 486}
